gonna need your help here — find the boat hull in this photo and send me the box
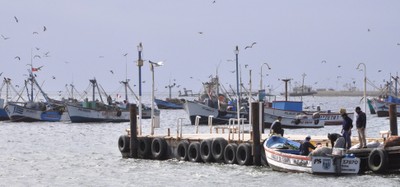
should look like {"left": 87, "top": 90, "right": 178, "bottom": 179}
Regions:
{"left": 263, "top": 107, "right": 324, "bottom": 128}
{"left": 5, "top": 103, "right": 66, "bottom": 122}
{"left": 66, "top": 104, "right": 158, "bottom": 123}
{"left": 184, "top": 100, "right": 247, "bottom": 125}
{"left": 155, "top": 98, "right": 183, "bottom": 109}
{"left": 264, "top": 136, "right": 360, "bottom": 174}
{"left": 370, "top": 98, "right": 400, "bottom": 117}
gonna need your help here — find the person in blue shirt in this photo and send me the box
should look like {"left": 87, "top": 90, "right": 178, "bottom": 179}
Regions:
{"left": 340, "top": 109, "right": 353, "bottom": 149}
{"left": 299, "top": 135, "right": 316, "bottom": 155}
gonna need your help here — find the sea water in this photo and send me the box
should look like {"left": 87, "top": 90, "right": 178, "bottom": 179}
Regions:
{"left": 0, "top": 96, "right": 399, "bottom": 187}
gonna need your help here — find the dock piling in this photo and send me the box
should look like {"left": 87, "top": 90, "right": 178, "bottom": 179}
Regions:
{"left": 251, "top": 102, "right": 261, "bottom": 166}
{"left": 129, "top": 104, "right": 138, "bottom": 158}
{"left": 389, "top": 104, "right": 398, "bottom": 136}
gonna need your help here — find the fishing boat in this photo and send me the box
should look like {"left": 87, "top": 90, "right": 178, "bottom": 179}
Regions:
{"left": 5, "top": 71, "right": 68, "bottom": 122}
{"left": 66, "top": 78, "right": 159, "bottom": 123}
{"left": 368, "top": 75, "right": 400, "bottom": 117}
{"left": 263, "top": 135, "right": 360, "bottom": 174}
{"left": 183, "top": 76, "right": 248, "bottom": 125}
{"left": 155, "top": 98, "right": 184, "bottom": 109}
{"left": 154, "top": 81, "right": 184, "bottom": 109}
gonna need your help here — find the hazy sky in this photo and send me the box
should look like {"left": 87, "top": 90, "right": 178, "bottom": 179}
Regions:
{"left": 1, "top": 0, "right": 400, "bottom": 98}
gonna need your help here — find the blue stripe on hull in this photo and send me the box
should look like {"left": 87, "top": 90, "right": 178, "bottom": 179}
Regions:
{"left": 69, "top": 116, "right": 129, "bottom": 123}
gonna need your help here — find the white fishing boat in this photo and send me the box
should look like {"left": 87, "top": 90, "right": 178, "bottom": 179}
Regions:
{"left": 183, "top": 76, "right": 248, "bottom": 125}
{"left": 263, "top": 135, "right": 360, "bottom": 174}
{"left": 5, "top": 71, "right": 68, "bottom": 122}
{"left": 66, "top": 78, "right": 159, "bottom": 123}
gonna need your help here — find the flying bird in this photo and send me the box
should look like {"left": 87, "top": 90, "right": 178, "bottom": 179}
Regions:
{"left": 99, "top": 56, "right": 104, "bottom": 58}
{"left": 110, "top": 70, "right": 114, "bottom": 74}
{"left": 1, "top": 35, "right": 10, "bottom": 40}
{"left": 244, "top": 42, "right": 256, "bottom": 49}
{"left": 123, "top": 53, "right": 128, "bottom": 56}
{"left": 43, "top": 26, "right": 47, "bottom": 32}
{"left": 230, "top": 70, "right": 236, "bottom": 73}
{"left": 244, "top": 64, "right": 248, "bottom": 68}
{"left": 367, "top": 28, "right": 371, "bottom": 32}
{"left": 378, "top": 70, "right": 382, "bottom": 72}
{"left": 34, "top": 55, "right": 41, "bottom": 59}
{"left": 14, "top": 16, "right": 19, "bottom": 23}
{"left": 321, "top": 60, "right": 327, "bottom": 63}
{"left": 52, "top": 76, "right": 56, "bottom": 79}
{"left": 44, "top": 52, "right": 50, "bottom": 57}
{"left": 0, "top": 72, "right": 2, "bottom": 76}
{"left": 33, "top": 32, "right": 39, "bottom": 35}
{"left": 337, "top": 65, "right": 341, "bottom": 68}
{"left": 35, "top": 47, "right": 40, "bottom": 50}
{"left": 14, "top": 56, "right": 21, "bottom": 60}
{"left": 212, "top": 0, "right": 216, "bottom": 3}
{"left": 198, "top": 32, "right": 203, "bottom": 34}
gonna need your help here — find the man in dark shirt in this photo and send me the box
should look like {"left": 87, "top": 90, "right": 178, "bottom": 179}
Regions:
{"left": 300, "top": 136, "right": 316, "bottom": 155}
{"left": 355, "top": 106, "right": 367, "bottom": 148}
{"left": 270, "top": 116, "right": 284, "bottom": 136}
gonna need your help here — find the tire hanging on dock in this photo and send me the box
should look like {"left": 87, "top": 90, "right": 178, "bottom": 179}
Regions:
{"left": 176, "top": 140, "right": 189, "bottom": 161}
{"left": 200, "top": 139, "right": 214, "bottom": 162}
{"left": 151, "top": 137, "right": 168, "bottom": 160}
{"left": 368, "top": 148, "right": 388, "bottom": 173}
{"left": 118, "top": 135, "right": 130, "bottom": 153}
{"left": 188, "top": 142, "right": 202, "bottom": 162}
{"left": 137, "top": 137, "right": 152, "bottom": 159}
{"left": 223, "top": 143, "right": 238, "bottom": 164}
{"left": 211, "top": 138, "right": 228, "bottom": 163}
{"left": 236, "top": 143, "right": 253, "bottom": 165}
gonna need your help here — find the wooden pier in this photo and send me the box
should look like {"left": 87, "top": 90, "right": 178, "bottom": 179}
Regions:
{"left": 118, "top": 103, "right": 400, "bottom": 173}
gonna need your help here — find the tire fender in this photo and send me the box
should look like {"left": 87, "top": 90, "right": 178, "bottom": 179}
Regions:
{"left": 137, "top": 137, "right": 152, "bottom": 159}
{"left": 188, "top": 142, "right": 202, "bottom": 162}
{"left": 118, "top": 135, "right": 130, "bottom": 153}
{"left": 368, "top": 148, "right": 388, "bottom": 173}
{"left": 224, "top": 143, "right": 238, "bottom": 164}
{"left": 200, "top": 139, "right": 214, "bottom": 162}
{"left": 211, "top": 138, "right": 228, "bottom": 162}
{"left": 151, "top": 137, "right": 167, "bottom": 160}
{"left": 236, "top": 143, "right": 253, "bottom": 165}
{"left": 176, "top": 140, "right": 189, "bottom": 161}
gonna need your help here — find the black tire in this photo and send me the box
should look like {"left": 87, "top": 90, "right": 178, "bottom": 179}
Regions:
{"left": 224, "top": 143, "right": 238, "bottom": 164}
{"left": 176, "top": 140, "right": 189, "bottom": 161}
{"left": 236, "top": 143, "right": 253, "bottom": 166}
{"left": 188, "top": 142, "right": 202, "bottom": 162}
{"left": 200, "top": 139, "right": 214, "bottom": 162}
{"left": 151, "top": 137, "right": 168, "bottom": 160}
{"left": 118, "top": 135, "right": 130, "bottom": 153}
{"left": 137, "top": 137, "right": 152, "bottom": 159}
{"left": 368, "top": 148, "right": 388, "bottom": 173}
{"left": 211, "top": 138, "right": 228, "bottom": 163}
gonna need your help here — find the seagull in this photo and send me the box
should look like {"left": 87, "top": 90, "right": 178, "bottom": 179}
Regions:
{"left": 35, "top": 47, "right": 40, "bottom": 50}
{"left": 0, "top": 72, "right": 2, "bottom": 76}
{"left": 244, "top": 42, "right": 256, "bottom": 49}
{"left": 367, "top": 28, "right": 371, "bottom": 32}
{"left": 230, "top": 70, "right": 236, "bottom": 73}
{"left": 378, "top": 70, "right": 382, "bottom": 72}
{"left": 110, "top": 70, "right": 114, "bottom": 74}
{"left": 1, "top": 35, "right": 10, "bottom": 40}
{"left": 34, "top": 55, "right": 41, "bottom": 59}
{"left": 44, "top": 52, "right": 50, "bottom": 57}
{"left": 99, "top": 56, "right": 104, "bottom": 58}
{"left": 123, "top": 53, "right": 128, "bottom": 56}
{"left": 52, "top": 76, "right": 56, "bottom": 79}
{"left": 14, "top": 56, "right": 21, "bottom": 60}
{"left": 43, "top": 26, "right": 47, "bottom": 32}
{"left": 198, "top": 32, "right": 203, "bottom": 34}
{"left": 14, "top": 16, "right": 19, "bottom": 23}
{"left": 337, "top": 65, "right": 341, "bottom": 68}
{"left": 212, "top": 0, "right": 216, "bottom": 3}
{"left": 321, "top": 60, "right": 327, "bottom": 63}
{"left": 33, "top": 32, "right": 39, "bottom": 35}
{"left": 244, "top": 64, "right": 248, "bottom": 68}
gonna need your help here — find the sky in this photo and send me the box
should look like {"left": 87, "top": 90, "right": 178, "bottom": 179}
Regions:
{"left": 1, "top": 0, "right": 400, "bottom": 99}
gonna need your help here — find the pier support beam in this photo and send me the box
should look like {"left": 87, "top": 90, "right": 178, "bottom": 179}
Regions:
{"left": 130, "top": 104, "right": 138, "bottom": 158}
{"left": 251, "top": 102, "right": 261, "bottom": 166}
{"left": 389, "top": 104, "right": 398, "bottom": 136}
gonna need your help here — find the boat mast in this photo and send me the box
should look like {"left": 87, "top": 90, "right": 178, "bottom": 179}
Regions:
{"left": 90, "top": 79, "right": 96, "bottom": 103}
{"left": 301, "top": 73, "right": 306, "bottom": 101}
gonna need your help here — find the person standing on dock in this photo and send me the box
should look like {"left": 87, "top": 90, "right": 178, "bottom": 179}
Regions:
{"left": 340, "top": 108, "right": 353, "bottom": 149}
{"left": 270, "top": 116, "right": 284, "bottom": 136}
{"left": 355, "top": 106, "right": 367, "bottom": 148}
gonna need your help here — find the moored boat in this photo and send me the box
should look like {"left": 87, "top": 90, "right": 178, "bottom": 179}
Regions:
{"left": 67, "top": 78, "right": 159, "bottom": 123}
{"left": 263, "top": 135, "right": 360, "bottom": 174}
{"left": 155, "top": 98, "right": 184, "bottom": 109}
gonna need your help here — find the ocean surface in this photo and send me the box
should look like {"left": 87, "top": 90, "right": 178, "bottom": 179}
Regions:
{"left": 1, "top": 96, "right": 400, "bottom": 187}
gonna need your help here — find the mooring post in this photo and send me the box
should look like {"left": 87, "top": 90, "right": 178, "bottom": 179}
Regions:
{"left": 389, "top": 104, "right": 398, "bottom": 136}
{"left": 129, "top": 104, "right": 138, "bottom": 158}
{"left": 251, "top": 102, "right": 261, "bottom": 166}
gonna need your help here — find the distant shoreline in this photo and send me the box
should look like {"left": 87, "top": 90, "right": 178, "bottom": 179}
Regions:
{"left": 314, "top": 91, "right": 382, "bottom": 97}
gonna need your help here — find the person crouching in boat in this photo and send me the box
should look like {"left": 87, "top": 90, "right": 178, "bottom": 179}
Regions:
{"left": 270, "top": 116, "right": 284, "bottom": 136}
{"left": 299, "top": 135, "right": 316, "bottom": 156}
